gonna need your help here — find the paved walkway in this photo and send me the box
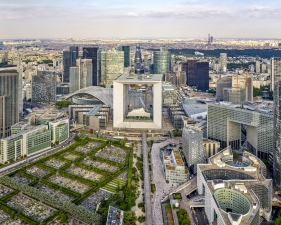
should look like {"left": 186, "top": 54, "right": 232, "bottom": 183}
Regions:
{"left": 142, "top": 132, "right": 153, "bottom": 225}
{"left": 151, "top": 138, "right": 181, "bottom": 225}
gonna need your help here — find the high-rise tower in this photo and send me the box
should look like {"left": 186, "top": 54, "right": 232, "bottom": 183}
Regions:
{"left": 272, "top": 57, "right": 281, "bottom": 189}
{"left": 0, "top": 68, "right": 19, "bottom": 138}
{"left": 82, "top": 47, "right": 98, "bottom": 86}
{"left": 63, "top": 46, "right": 79, "bottom": 82}
{"left": 153, "top": 47, "right": 171, "bottom": 75}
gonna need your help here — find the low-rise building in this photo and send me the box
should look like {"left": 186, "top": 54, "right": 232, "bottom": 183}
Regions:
{"left": 163, "top": 150, "right": 189, "bottom": 186}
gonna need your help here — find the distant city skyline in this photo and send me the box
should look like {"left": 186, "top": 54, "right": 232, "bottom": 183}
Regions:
{"left": 0, "top": 0, "right": 281, "bottom": 39}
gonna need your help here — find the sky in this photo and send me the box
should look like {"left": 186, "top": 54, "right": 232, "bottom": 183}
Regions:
{"left": 0, "top": 0, "right": 281, "bottom": 39}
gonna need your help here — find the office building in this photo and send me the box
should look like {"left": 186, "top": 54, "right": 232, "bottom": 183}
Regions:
{"left": 182, "top": 125, "right": 206, "bottom": 174}
{"left": 163, "top": 150, "right": 189, "bottom": 186}
{"left": 165, "top": 71, "right": 186, "bottom": 87}
{"left": 69, "top": 59, "right": 92, "bottom": 94}
{"left": 118, "top": 45, "right": 130, "bottom": 68}
{"left": 63, "top": 46, "right": 79, "bottom": 83}
{"left": 153, "top": 47, "right": 171, "bottom": 75}
{"left": 97, "top": 49, "right": 102, "bottom": 85}
{"left": 49, "top": 119, "right": 69, "bottom": 144}
{"left": 197, "top": 147, "right": 272, "bottom": 224}
{"left": 219, "top": 53, "right": 227, "bottom": 72}
{"left": 181, "top": 60, "right": 209, "bottom": 91}
{"left": 203, "top": 139, "right": 220, "bottom": 158}
{"left": 270, "top": 57, "right": 281, "bottom": 91}
{"left": 162, "top": 83, "right": 178, "bottom": 106}
{"left": 256, "top": 60, "right": 261, "bottom": 73}
{"left": 0, "top": 68, "right": 19, "bottom": 138}
{"left": 32, "top": 71, "right": 56, "bottom": 103}
{"left": 83, "top": 47, "right": 99, "bottom": 86}
{"left": 208, "top": 103, "right": 273, "bottom": 159}
{"left": 113, "top": 74, "right": 162, "bottom": 129}
{"left": 0, "top": 118, "right": 69, "bottom": 163}
{"left": 216, "top": 76, "right": 232, "bottom": 101}
{"left": 273, "top": 58, "right": 281, "bottom": 189}
{"left": 101, "top": 49, "right": 124, "bottom": 86}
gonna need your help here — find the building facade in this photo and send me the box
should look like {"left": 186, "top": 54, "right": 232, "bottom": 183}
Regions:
{"left": 219, "top": 53, "right": 227, "bottom": 72}
{"left": 273, "top": 68, "right": 281, "bottom": 189}
{"left": 63, "top": 46, "right": 79, "bottom": 83}
{"left": 197, "top": 147, "right": 272, "bottom": 224}
{"left": 182, "top": 60, "right": 209, "bottom": 91}
{"left": 101, "top": 49, "right": 124, "bottom": 86}
{"left": 153, "top": 47, "right": 171, "bottom": 75}
{"left": 32, "top": 71, "right": 56, "bottom": 103}
{"left": 163, "top": 150, "right": 189, "bottom": 186}
{"left": 208, "top": 103, "right": 273, "bottom": 159}
{"left": 0, "top": 68, "right": 19, "bottom": 138}
{"left": 83, "top": 47, "right": 99, "bottom": 86}
{"left": 182, "top": 125, "right": 206, "bottom": 174}
{"left": 49, "top": 119, "right": 69, "bottom": 144}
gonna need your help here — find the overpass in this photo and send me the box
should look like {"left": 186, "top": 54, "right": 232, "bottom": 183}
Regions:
{"left": 170, "top": 177, "right": 198, "bottom": 197}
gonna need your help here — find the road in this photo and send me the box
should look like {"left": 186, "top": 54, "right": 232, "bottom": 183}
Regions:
{"left": 191, "top": 207, "right": 209, "bottom": 225}
{"left": 0, "top": 132, "right": 77, "bottom": 175}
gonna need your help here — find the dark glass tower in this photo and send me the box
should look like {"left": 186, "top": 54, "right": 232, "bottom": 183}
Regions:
{"left": 122, "top": 46, "right": 130, "bottom": 67}
{"left": 63, "top": 46, "right": 79, "bottom": 83}
{"left": 273, "top": 57, "right": 281, "bottom": 189}
{"left": 182, "top": 60, "right": 209, "bottom": 91}
{"left": 153, "top": 47, "right": 171, "bottom": 74}
{"left": 83, "top": 47, "right": 98, "bottom": 86}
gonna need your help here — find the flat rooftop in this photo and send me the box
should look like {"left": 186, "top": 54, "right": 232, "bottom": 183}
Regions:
{"left": 114, "top": 73, "right": 163, "bottom": 83}
{"left": 173, "top": 150, "right": 184, "bottom": 166}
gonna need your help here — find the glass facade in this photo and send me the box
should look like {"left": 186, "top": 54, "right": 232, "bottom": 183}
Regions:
{"left": 273, "top": 58, "right": 281, "bottom": 189}
{"left": 27, "top": 129, "right": 51, "bottom": 154}
{"left": 153, "top": 47, "right": 171, "bottom": 75}
{"left": 83, "top": 47, "right": 98, "bottom": 86}
{"left": 122, "top": 46, "right": 130, "bottom": 68}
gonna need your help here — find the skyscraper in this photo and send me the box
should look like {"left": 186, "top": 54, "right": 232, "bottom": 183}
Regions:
{"left": 0, "top": 68, "right": 19, "bottom": 138}
{"left": 219, "top": 53, "right": 227, "bottom": 72}
{"left": 69, "top": 59, "right": 93, "bottom": 93}
{"left": 63, "top": 46, "right": 79, "bottom": 83}
{"left": 117, "top": 44, "right": 130, "bottom": 68}
{"left": 153, "top": 47, "right": 171, "bottom": 75}
{"left": 272, "top": 58, "right": 281, "bottom": 189}
{"left": 32, "top": 71, "right": 56, "bottom": 103}
{"left": 182, "top": 60, "right": 209, "bottom": 91}
{"left": 83, "top": 47, "right": 98, "bottom": 86}
{"left": 101, "top": 49, "right": 124, "bottom": 86}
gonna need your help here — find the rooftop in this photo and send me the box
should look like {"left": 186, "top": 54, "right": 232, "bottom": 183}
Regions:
{"left": 172, "top": 150, "right": 184, "bottom": 166}
{"left": 114, "top": 73, "right": 162, "bottom": 83}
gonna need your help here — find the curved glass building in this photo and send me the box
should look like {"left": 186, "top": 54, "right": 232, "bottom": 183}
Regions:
{"left": 153, "top": 47, "right": 171, "bottom": 75}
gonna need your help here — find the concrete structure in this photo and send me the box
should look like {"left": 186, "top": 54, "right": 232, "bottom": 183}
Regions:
{"left": 113, "top": 74, "right": 162, "bottom": 129}
{"left": 153, "top": 47, "right": 171, "bottom": 75}
{"left": 101, "top": 49, "right": 124, "bottom": 86}
{"left": 223, "top": 88, "right": 247, "bottom": 104}
{"left": 216, "top": 76, "right": 232, "bottom": 101}
{"left": 0, "top": 68, "right": 19, "bottom": 138}
{"left": 273, "top": 58, "right": 281, "bottom": 189}
{"left": 182, "top": 125, "right": 206, "bottom": 174}
{"left": 197, "top": 147, "right": 272, "bottom": 225}
{"left": 32, "top": 70, "right": 56, "bottom": 103}
{"left": 256, "top": 60, "right": 260, "bottom": 73}
{"left": 219, "top": 53, "right": 227, "bottom": 72}
{"left": 208, "top": 103, "right": 273, "bottom": 159}
{"left": 162, "top": 83, "right": 177, "bottom": 106}
{"left": 165, "top": 71, "right": 186, "bottom": 87}
{"left": 203, "top": 139, "right": 220, "bottom": 158}
{"left": 24, "top": 107, "right": 65, "bottom": 126}
{"left": 163, "top": 150, "right": 189, "bottom": 186}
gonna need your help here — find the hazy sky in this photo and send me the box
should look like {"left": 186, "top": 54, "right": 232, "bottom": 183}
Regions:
{"left": 0, "top": 0, "right": 281, "bottom": 39}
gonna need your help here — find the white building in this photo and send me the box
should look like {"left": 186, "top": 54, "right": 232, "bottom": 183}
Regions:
{"left": 163, "top": 150, "right": 189, "bottom": 186}
{"left": 113, "top": 74, "right": 162, "bottom": 129}
{"left": 197, "top": 147, "right": 272, "bottom": 225}
{"left": 219, "top": 53, "right": 227, "bottom": 72}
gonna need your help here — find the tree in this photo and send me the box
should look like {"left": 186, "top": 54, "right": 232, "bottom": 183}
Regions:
{"left": 275, "top": 210, "right": 281, "bottom": 225}
{"left": 123, "top": 211, "right": 137, "bottom": 225}
{"left": 59, "top": 213, "right": 67, "bottom": 223}
{"left": 55, "top": 100, "right": 72, "bottom": 108}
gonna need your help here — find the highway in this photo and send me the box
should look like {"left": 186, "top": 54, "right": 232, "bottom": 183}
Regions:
{"left": 0, "top": 132, "right": 77, "bottom": 175}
